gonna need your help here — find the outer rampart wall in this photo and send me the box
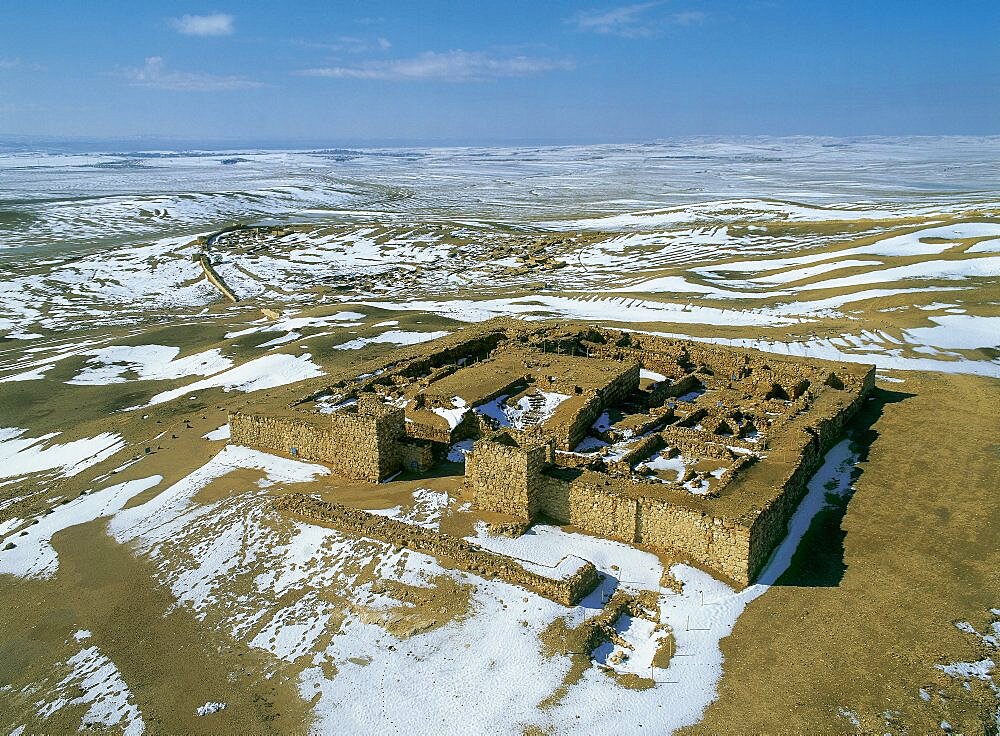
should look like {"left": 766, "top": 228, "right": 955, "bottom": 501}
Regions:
{"left": 744, "top": 367, "right": 874, "bottom": 581}
{"left": 275, "top": 494, "right": 599, "bottom": 606}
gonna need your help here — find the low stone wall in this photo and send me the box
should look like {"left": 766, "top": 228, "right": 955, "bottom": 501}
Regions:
{"left": 609, "top": 433, "right": 666, "bottom": 474}
{"left": 197, "top": 253, "right": 239, "bottom": 302}
{"left": 275, "top": 494, "right": 599, "bottom": 606}
{"left": 658, "top": 426, "right": 743, "bottom": 459}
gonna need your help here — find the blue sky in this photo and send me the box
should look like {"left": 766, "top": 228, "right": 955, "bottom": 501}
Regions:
{"left": 1, "top": 1, "right": 997, "bottom": 144}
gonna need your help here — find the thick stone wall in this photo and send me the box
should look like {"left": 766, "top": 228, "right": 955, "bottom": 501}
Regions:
{"left": 636, "top": 500, "right": 752, "bottom": 583}
{"left": 231, "top": 396, "right": 407, "bottom": 482}
{"left": 566, "top": 480, "right": 639, "bottom": 543}
{"left": 744, "top": 368, "right": 874, "bottom": 580}
{"left": 541, "top": 363, "right": 640, "bottom": 451}
{"left": 230, "top": 411, "right": 340, "bottom": 463}
{"left": 467, "top": 435, "right": 548, "bottom": 519}
{"left": 545, "top": 392, "right": 603, "bottom": 451}
{"left": 275, "top": 494, "right": 599, "bottom": 606}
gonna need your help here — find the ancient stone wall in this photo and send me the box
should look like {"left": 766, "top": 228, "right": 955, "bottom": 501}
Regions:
{"left": 543, "top": 392, "right": 603, "bottom": 451}
{"left": 197, "top": 253, "right": 239, "bottom": 302}
{"left": 231, "top": 395, "right": 407, "bottom": 482}
{"left": 658, "top": 426, "right": 747, "bottom": 458}
{"left": 744, "top": 370, "right": 873, "bottom": 581}
{"left": 398, "top": 440, "right": 434, "bottom": 473}
{"left": 230, "top": 411, "right": 341, "bottom": 463}
{"left": 566, "top": 479, "right": 640, "bottom": 543}
{"left": 540, "top": 363, "right": 641, "bottom": 451}
{"left": 466, "top": 434, "right": 549, "bottom": 520}
{"left": 636, "top": 499, "right": 752, "bottom": 583}
{"left": 275, "top": 494, "right": 599, "bottom": 606}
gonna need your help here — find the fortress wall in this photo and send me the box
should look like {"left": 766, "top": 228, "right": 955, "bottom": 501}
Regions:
{"left": 566, "top": 480, "right": 639, "bottom": 543}
{"left": 636, "top": 499, "right": 752, "bottom": 584}
{"left": 536, "top": 473, "right": 572, "bottom": 522}
{"left": 329, "top": 406, "right": 404, "bottom": 482}
{"left": 275, "top": 494, "right": 599, "bottom": 606}
{"left": 231, "top": 399, "right": 407, "bottom": 483}
{"left": 536, "top": 471, "right": 752, "bottom": 583}
{"left": 404, "top": 421, "right": 453, "bottom": 444}
{"left": 745, "top": 367, "right": 875, "bottom": 581}
{"left": 230, "top": 411, "right": 341, "bottom": 463}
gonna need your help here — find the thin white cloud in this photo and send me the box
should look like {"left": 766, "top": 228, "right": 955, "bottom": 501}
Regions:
{"left": 0, "top": 57, "right": 45, "bottom": 71}
{"left": 120, "top": 56, "right": 261, "bottom": 92}
{"left": 297, "top": 50, "right": 574, "bottom": 82}
{"left": 170, "top": 13, "right": 234, "bottom": 37}
{"left": 571, "top": 2, "right": 705, "bottom": 37}
{"left": 300, "top": 36, "right": 392, "bottom": 53}
{"left": 669, "top": 10, "right": 706, "bottom": 25}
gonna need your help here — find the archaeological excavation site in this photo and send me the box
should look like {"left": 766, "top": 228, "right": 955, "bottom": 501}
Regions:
{"left": 230, "top": 319, "right": 875, "bottom": 603}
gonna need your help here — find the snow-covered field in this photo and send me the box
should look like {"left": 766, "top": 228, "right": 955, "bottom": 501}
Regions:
{"left": 0, "top": 437, "right": 864, "bottom": 735}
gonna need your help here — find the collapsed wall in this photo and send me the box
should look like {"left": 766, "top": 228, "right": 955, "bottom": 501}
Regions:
{"left": 275, "top": 494, "right": 599, "bottom": 606}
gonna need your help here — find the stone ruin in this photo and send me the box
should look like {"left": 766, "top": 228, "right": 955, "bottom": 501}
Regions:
{"left": 231, "top": 318, "right": 874, "bottom": 591}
